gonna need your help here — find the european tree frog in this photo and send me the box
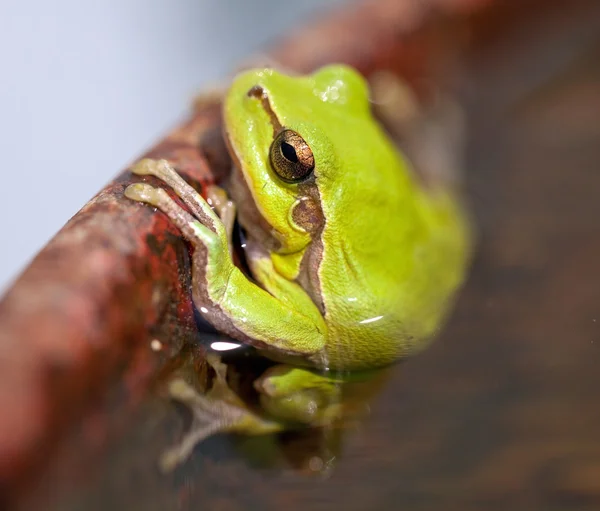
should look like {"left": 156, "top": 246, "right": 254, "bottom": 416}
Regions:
{"left": 125, "top": 65, "right": 470, "bottom": 469}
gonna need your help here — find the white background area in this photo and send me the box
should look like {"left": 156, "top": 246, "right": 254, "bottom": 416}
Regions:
{"left": 0, "top": 0, "right": 347, "bottom": 292}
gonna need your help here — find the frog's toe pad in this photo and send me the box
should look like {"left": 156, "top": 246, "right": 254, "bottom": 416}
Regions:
{"left": 130, "top": 158, "right": 165, "bottom": 176}
{"left": 124, "top": 183, "right": 164, "bottom": 205}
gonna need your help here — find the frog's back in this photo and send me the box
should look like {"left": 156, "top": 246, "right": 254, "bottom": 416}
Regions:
{"left": 316, "top": 128, "right": 470, "bottom": 371}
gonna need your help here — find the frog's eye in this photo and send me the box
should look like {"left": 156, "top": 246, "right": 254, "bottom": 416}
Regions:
{"left": 270, "top": 129, "right": 315, "bottom": 183}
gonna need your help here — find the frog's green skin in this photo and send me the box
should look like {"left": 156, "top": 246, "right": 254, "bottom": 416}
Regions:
{"left": 125, "top": 65, "right": 470, "bottom": 452}
{"left": 224, "top": 65, "right": 469, "bottom": 370}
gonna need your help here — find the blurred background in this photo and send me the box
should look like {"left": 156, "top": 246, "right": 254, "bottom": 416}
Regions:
{"left": 0, "top": 0, "right": 347, "bottom": 292}
{"left": 5, "top": 2, "right": 600, "bottom": 509}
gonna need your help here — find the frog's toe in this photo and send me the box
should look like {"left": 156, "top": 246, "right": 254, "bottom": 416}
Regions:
{"left": 124, "top": 182, "right": 166, "bottom": 206}
{"left": 131, "top": 157, "right": 183, "bottom": 184}
{"left": 167, "top": 377, "right": 241, "bottom": 425}
{"left": 130, "top": 158, "right": 167, "bottom": 176}
{"left": 159, "top": 420, "right": 222, "bottom": 472}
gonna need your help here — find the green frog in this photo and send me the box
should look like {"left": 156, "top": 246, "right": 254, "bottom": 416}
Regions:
{"left": 125, "top": 64, "right": 470, "bottom": 470}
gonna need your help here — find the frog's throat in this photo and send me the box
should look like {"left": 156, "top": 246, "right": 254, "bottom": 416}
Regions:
{"left": 224, "top": 156, "right": 282, "bottom": 254}
{"left": 223, "top": 141, "right": 326, "bottom": 317}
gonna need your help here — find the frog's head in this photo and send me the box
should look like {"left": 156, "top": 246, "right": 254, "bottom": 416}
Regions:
{"left": 224, "top": 65, "right": 390, "bottom": 254}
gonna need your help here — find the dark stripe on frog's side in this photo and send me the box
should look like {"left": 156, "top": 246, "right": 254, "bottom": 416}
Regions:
{"left": 294, "top": 180, "right": 326, "bottom": 317}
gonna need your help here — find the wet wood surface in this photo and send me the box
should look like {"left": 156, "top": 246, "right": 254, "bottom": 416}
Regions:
{"left": 2, "top": 0, "right": 600, "bottom": 509}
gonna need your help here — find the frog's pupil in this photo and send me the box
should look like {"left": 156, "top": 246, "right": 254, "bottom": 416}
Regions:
{"left": 281, "top": 141, "right": 298, "bottom": 163}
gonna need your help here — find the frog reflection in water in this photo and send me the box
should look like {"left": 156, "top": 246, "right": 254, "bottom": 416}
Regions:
{"left": 125, "top": 65, "right": 471, "bottom": 470}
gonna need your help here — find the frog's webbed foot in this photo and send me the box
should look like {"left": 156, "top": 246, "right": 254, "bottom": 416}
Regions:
{"left": 125, "top": 159, "right": 237, "bottom": 286}
{"left": 126, "top": 158, "right": 222, "bottom": 229}
{"left": 125, "top": 157, "right": 239, "bottom": 256}
{"left": 160, "top": 355, "right": 282, "bottom": 472}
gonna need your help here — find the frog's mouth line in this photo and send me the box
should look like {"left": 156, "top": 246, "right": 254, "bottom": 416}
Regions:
{"left": 231, "top": 216, "right": 253, "bottom": 278}
{"left": 221, "top": 88, "right": 287, "bottom": 256}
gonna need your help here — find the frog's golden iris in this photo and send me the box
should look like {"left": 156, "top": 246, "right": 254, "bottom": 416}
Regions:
{"left": 269, "top": 129, "right": 315, "bottom": 183}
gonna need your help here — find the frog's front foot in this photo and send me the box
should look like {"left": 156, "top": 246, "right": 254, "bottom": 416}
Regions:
{"left": 159, "top": 356, "right": 282, "bottom": 472}
{"left": 125, "top": 159, "right": 238, "bottom": 312}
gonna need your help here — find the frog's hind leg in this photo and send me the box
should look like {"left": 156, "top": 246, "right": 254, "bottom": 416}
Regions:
{"left": 254, "top": 365, "right": 346, "bottom": 426}
{"left": 159, "top": 378, "right": 228, "bottom": 472}
{"left": 160, "top": 355, "right": 283, "bottom": 472}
